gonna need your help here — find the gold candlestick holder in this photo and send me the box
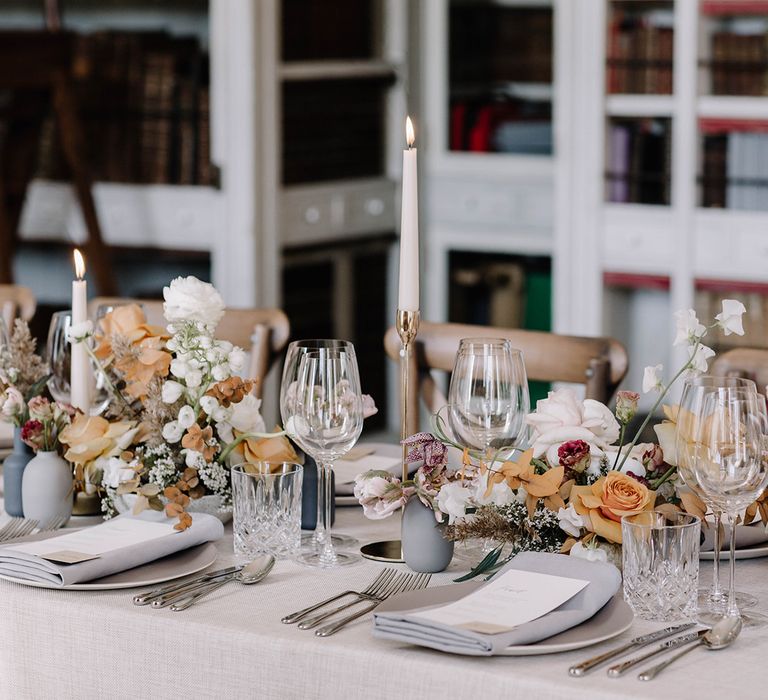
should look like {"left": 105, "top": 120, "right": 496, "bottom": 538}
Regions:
{"left": 361, "top": 309, "right": 420, "bottom": 562}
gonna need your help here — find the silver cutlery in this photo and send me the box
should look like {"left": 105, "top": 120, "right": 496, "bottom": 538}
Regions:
{"left": 568, "top": 622, "right": 696, "bottom": 676}
{"left": 0, "top": 518, "right": 38, "bottom": 542}
{"left": 134, "top": 565, "right": 243, "bottom": 606}
{"left": 281, "top": 568, "right": 397, "bottom": 624}
{"left": 297, "top": 569, "right": 399, "bottom": 630}
{"left": 638, "top": 616, "right": 742, "bottom": 681}
{"left": 607, "top": 629, "right": 706, "bottom": 677}
{"left": 168, "top": 555, "right": 275, "bottom": 611}
{"left": 315, "top": 571, "right": 432, "bottom": 637}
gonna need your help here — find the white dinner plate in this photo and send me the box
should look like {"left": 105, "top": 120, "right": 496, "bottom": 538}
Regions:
{"left": 376, "top": 585, "right": 633, "bottom": 656}
{"left": 0, "top": 541, "right": 218, "bottom": 591}
{"left": 700, "top": 544, "right": 768, "bottom": 560}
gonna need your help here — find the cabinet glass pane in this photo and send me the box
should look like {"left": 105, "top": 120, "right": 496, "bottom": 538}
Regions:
{"left": 448, "top": 1, "right": 553, "bottom": 155}
{"left": 606, "top": 1, "right": 674, "bottom": 95}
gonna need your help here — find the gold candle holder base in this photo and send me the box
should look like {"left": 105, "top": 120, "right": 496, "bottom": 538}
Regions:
{"left": 360, "top": 308, "right": 420, "bottom": 564}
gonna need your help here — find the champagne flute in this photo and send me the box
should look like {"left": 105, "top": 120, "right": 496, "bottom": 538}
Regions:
{"left": 690, "top": 388, "right": 768, "bottom": 625}
{"left": 448, "top": 338, "right": 530, "bottom": 457}
{"left": 288, "top": 347, "right": 363, "bottom": 567}
{"left": 676, "top": 375, "right": 759, "bottom": 618}
{"left": 281, "top": 339, "right": 359, "bottom": 549}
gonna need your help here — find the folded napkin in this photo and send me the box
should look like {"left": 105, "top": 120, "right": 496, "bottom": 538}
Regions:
{"left": 373, "top": 552, "right": 621, "bottom": 656}
{"left": 701, "top": 519, "right": 768, "bottom": 551}
{"left": 0, "top": 513, "right": 223, "bottom": 586}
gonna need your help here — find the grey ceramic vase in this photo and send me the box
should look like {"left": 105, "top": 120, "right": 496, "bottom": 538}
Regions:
{"left": 3, "top": 428, "right": 33, "bottom": 517}
{"left": 21, "top": 451, "right": 73, "bottom": 524}
{"left": 401, "top": 498, "right": 454, "bottom": 573}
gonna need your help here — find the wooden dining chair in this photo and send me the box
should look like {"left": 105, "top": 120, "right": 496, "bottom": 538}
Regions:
{"left": 0, "top": 284, "right": 37, "bottom": 329}
{"left": 89, "top": 297, "right": 290, "bottom": 397}
{"left": 384, "top": 321, "right": 629, "bottom": 435}
{"left": 711, "top": 347, "right": 768, "bottom": 396}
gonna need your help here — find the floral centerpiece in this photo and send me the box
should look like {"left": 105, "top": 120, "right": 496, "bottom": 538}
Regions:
{"left": 0, "top": 319, "right": 50, "bottom": 427}
{"left": 66, "top": 276, "right": 296, "bottom": 529}
{"left": 355, "top": 299, "right": 752, "bottom": 574}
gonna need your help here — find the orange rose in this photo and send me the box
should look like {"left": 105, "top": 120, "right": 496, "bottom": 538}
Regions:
{"left": 571, "top": 472, "right": 655, "bottom": 543}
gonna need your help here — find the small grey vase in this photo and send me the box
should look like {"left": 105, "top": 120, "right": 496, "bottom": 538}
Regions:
{"left": 21, "top": 451, "right": 73, "bottom": 524}
{"left": 401, "top": 498, "right": 454, "bottom": 573}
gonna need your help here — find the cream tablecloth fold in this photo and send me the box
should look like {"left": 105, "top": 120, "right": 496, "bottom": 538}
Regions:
{"left": 0, "top": 513, "right": 223, "bottom": 586}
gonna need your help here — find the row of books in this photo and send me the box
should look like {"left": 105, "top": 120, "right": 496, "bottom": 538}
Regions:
{"left": 606, "top": 118, "right": 671, "bottom": 205}
{"left": 702, "top": 130, "right": 768, "bottom": 210}
{"left": 607, "top": 7, "right": 674, "bottom": 94}
{"left": 710, "top": 27, "right": 768, "bottom": 96}
{"left": 36, "top": 31, "right": 213, "bottom": 186}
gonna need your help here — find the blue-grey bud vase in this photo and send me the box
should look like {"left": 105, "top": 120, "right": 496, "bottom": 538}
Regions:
{"left": 401, "top": 497, "right": 454, "bottom": 573}
{"left": 3, "top": 428, "right": 33, "bottom": 517}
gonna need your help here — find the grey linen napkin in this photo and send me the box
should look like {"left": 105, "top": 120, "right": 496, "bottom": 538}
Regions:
{"left": 373, "top": 552, "right": 621, "bottom": 656}
{"left": 0, "top": 513, "right": 224, "bottom": 586}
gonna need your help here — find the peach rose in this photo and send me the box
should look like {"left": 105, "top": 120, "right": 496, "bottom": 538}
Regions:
{"left": 571, "top": 472, "right": 655, "bottom": 543}
{"left": 60, "top": 414, "right": 138, "bottom": 465}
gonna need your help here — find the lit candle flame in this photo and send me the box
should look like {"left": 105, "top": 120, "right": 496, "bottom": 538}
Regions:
{"left": 73, "top": 248, "right": 85, "bottom": 280}
{"left": 406, "top": 116, "right": 415, "bottom": 148}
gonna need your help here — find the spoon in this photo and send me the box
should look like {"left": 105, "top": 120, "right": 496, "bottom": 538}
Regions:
{"left": 638, "top": 616, "right": 742, "bottom": 681}
{"left": 169, "top": 556, "right": 275, "bottom": 612}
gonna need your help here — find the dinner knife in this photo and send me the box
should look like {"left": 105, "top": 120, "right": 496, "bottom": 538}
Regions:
{"left": 132, "top": 565, "right": 242, "bottom": 605}
{"left": 568, "top": 622, "right": 696, "bottom": 676}
{"left": 606, "top": 629, "right": 706, "bottom": 677}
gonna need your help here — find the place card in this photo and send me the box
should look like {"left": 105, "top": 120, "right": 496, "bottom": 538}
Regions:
{"left": 412, "top": 569, "right": 589, "bottom": 634}
{"left": 6, "top": 518, "right": 177, "bottom": 561}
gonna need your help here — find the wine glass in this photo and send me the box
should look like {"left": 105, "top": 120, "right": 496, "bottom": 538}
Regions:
{"left": 448, "top": 338, "right": 530, "bottom": 457}
{"left": 690, "top": 387, "right": 768, "bottom": 625}
{"left": 287, "top": 347, "right": 363, "bottom": 567}
{"left": 676, "top": 376, "right": 759, "bottom": 619}
{"left": 0, "top": 316, "right": 10, "bottom": 349}
{"left": 281, "top": 339, "right": 359, "bottom": 550}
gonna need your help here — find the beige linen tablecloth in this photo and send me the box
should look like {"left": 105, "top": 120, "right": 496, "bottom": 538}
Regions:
{"left": 1, "top": 504, "right": 767, "bottom": 700}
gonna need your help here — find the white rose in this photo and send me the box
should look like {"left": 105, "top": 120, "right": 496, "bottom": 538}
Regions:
{"left": 177, "top": 405, "right": 196, "bottom": 429}
{"left": 163, "top": 276, "right": 225, "bottom": 329}
{"left": 161, "top": 380, "right": 184, "bottom": 404}
{"left": 353, "top": 475, "right": 392, "bottom": 501}
{"left": 557, "top": 503, "right": 589, "bottom": 537}
{"left": 688, "top": 343, "right": 716, "bottom": 373}
{"left": 170, "top": 359, "right": 189, "bottom": 379}
{"left": 228, "top": 348, "right": 246, "bottom": 373}
{"left": 582, "top": 399, "right": 620, "bottom": 443}
{"left": 715, "top": 299, "right": 746, "bottom": 336}
{"left": 673, "top": 308, "right": 706, "bottom": 347}
{"left": 526, "top": 389, "right": 584, "bottom": 437}
{"left": 472, "top": 474, "right": 515, "bottom": 507}
{"left": 1, "top": 387, "right": 24, "bottom": 419}
{"left": 185, "top": 369, "right": 203, "bottom": 388}
{"left": 66, "top": 320, "right": 93, "bottom": 344}
{"left": 642, "top": 364, "right": 663, "bottom": 393}
{"left": 211, "top": 364, "right": 229, "bottom": 382}
{"left": 570, "top": 541, "right": 608, "bottom": 563}
{"left": 101, "top": 457, "right": 135, "bottom": 489}
{"left": 199, "top": 395, "right": 219, "bottom": 415}
{"left": 435, "top": 481, "right": 472, "bottom": 524}
{"left": 162, "top": 420, "right": 183, "bottom": 443}
{"left": 229, "top": 393, "right": 266, "bottom": 435}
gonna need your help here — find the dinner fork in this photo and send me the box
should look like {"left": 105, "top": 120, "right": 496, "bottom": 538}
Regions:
{"left": 281, "top": 568, "right": 397, "bottom": 624}
{"left": 297, "top": 569, "right": 400, "bottom": 629}
{"left": 0, "top": 518, "right": 38, "bottom": 543}
{"left": 315, "top": 572, "right": 432, "bottom": 637}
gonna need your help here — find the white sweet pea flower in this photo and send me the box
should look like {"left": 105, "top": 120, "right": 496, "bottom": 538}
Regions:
{"left": 642, "top": 364, "right": 664, "bottom": 394}
{"left": 170, "top": 358, "right": 189, "bottom": 379}
{"left": 435, "top": 481, "right": 472, "bottom": 524}
{"left": 162, "top": 420, "right": 183, "bottom": 443}
{"left": 229, "top": 393, "right": 267, "bottom": 435}
{"left": 163, "top": 276, "right": 225, "bottom": 329}
{"left": 212, "top": 405, "right": 231, "bottom": 423}
{"left": 557, "top": 504, "right": 589, "bottom": 538}
{"left": 161, "top": 380, "right": 184, "bottom": 404}
{"left": 66, "top": 320, "right": 93, "bottom": 344}
{"left": 185, "top": 369, "right": 203, "bottom": 388}
{"left": 688, "top": 343, "right": 716, "bottom": 373}
{"left": 715, "top": 299, "right": 746, "bottom": 336}
{"left": 569, "top": 541, "right": 608, "bottom": 563}
{"left": 673, "top": 309, "right": 706, "bottom": 347}
{"left": 212, "top": 364, "right": 229, "bottom": 382}
{"left": 228, "top": 347, "right": 246, "bottom": 373}
{"left": 198, "top": 335, "right": 212, "bottom": 349}
{"left": 101, "top": 456, "right": 136, "bottom": 489}
{"left": 199, "top": 395, "right": 219, "bottom": 415}
{"left": 177, "top": 405, "right": 197, "bottom": 429}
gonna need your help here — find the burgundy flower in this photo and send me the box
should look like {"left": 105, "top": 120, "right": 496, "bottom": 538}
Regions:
{"left": 626, "top": 471, "right": 651, "bottom": 488}
{"left": 642, "top": 444, "right": 665, "bottom": 475}
{"left": 21, "top": 419, "right": 44, "bottom": 450}
{"left": 558, "top": 439, "right": 591, "bottom": 473}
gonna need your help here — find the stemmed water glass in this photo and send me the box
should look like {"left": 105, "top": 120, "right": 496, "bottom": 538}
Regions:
{"left": 676, "top": 376, "right": 759, "bottom": 619}
{"left": 447, "top": 338, "right": 530, "bottom": 457}
{"left": 284, "top": 346, "right": 364, "bottom": 567}
{"left": 689, "top": 387, "right": 768, "bottom": 625}
{"left": 281, "top": 339, "right": 359, "bottom": 550}
{"left": 0, "top": 316, "right": 10, "bottom": 349}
